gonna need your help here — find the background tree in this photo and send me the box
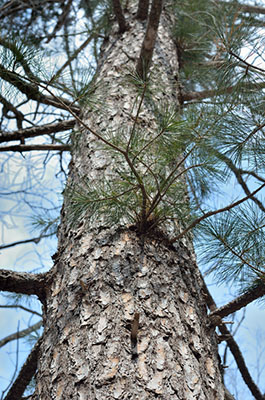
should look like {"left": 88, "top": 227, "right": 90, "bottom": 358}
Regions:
{"left": 0, "top": 0, "right": 265, "bottom": 398}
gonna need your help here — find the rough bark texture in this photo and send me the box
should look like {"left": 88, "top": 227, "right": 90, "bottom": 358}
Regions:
{"left": 32, "top": 6, "right": 225, "bottom": 400}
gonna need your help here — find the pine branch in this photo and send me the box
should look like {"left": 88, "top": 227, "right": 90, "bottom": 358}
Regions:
{"left": 182, "top": 81, "right": 265, "bottom": 102}
{"left": 111, "top": 0, "right": 128, "bottom": 33}
{"left": 171, "top": 182, "right": 265, "bottom": 243}
{"left": 136, "top": 0, "right": 149, "bottom": 20}
{"left": 0, "top": 144, "right": 71, "bottom": 152}
{"left": 0, "top": 119, "right": 75, "bottom": 143}
{"left": 200, "top": 275, "right": 264, "bottom": 400}
{"left": 209, "top": 283, "right": 265, "bottom": 322}
{"left": 0, "top": 269, "right": 47, "bottom": 300}
{"left": 216, "top": 151, "right": 265, "bottom": 213}
{"left": 229, "top": 50, "right": 265, "bottom": 73}
{"left": 3, "top": 336, "right": 42, "bottom": 400}
{"left": 136, "top": 0, "right": 163, "bottom": 80}
{"left": 216, "top": 1, "right": 265, "bottom": 15}
{"left": 0, "top": 321, "right": 42, "bottom": 348}
{"left": 0, "top": 64, "right": 80, "bottom": 113}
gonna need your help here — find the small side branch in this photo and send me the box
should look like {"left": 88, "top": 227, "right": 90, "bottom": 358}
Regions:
{"left": 182, "top": 81, "right": 265, "bottom": 102}
{"left": 0, "top": 233, "right": 55, "bottom": 250}
{"left": 136, "top": 0, "right": 163, "bottom": 80}
{"left": 209, "top": 282, "right": 265, "bottom": 322}
{"left": 0, "top": 119, "right": 75, "bottom": 143}
{"left": 3, "top": 336, "right": 42, "bottom": 400}
{"left": 0, "top": 321, "right": 42, "bottom": 348}
{"left": 0, "top": 144, "right": 71, "bottom": 152}
{"left": 0, "top": 64, "right": 80, "bottom": 113}
{"left": 201, "top": 276, "right": 264, "bottom": 400}
{"left": 216, "top": 1, "right": 265, "bottom": 15}
{"left": 170, "top": 182, "right": 265, "bottom": 243}
{"left": 0, "top": 269, "right": 47, "bottom": 300}
{"left": 112, "top": 0, "right": 128, "bottom": 33}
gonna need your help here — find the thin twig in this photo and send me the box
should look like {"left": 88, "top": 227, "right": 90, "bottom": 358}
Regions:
{"left": 0, "top": 144, "right": 71, "bottom": 152}
{"left": 0, "top": 304, "right": 42, "bottom": 317}
{"left": 0, "top": 321, "right": 42, "bottom": 348}
{"left": 215, "top": 151, "right": 265, "bottom": 213}
{"left": 170, "top": 182, "right": 265, "bottom": 242}
{"left": 182, "top": 81, "right": 265, "bottom": 102}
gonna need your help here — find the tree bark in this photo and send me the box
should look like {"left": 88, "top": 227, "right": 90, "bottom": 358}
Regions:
{"left": 31, "top": 7, "right": 225, "bottom": 399}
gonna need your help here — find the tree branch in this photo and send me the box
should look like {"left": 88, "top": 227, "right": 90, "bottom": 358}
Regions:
{"left": 0, "top": 64, "right": 80, "bottom": 113}
{"left": 0, "top": 304, "right": 42, "bottom": 317}
{"left": 0, "top": 269, "right": 47, "bottom": 300}
{"left": 136, "top": 0, "right": 149, "bottom": 20}
{"left": 0, "top": 233, "right": 55, "bottom": 250}
{"left": 0, "top": 321, "right": 42, "bottom": 348}
{"left": 171, "top": 182, "right": 265, "bottom": 242}
{"left": 111, "top": 0, "right": 128, "bottom": 33}
{"left": 136, "top": 0, "right": 163, "bottom": 80}
{"left": 215, "top": 151, "right": 265, "bottom": 213}
{"left": 201, "top": 276, "right": 264, "bottom": 400}
{"left": 46, "top": 0, "right": 73, "bottom": 43}
{"left": 0, "top": 93, "right": 24, "bottom": 129}
{"left": 182, "top": 81, "right": 265, "bottom": 102}
{"left": 3, "top": 336, "right": 42, "bottom": 400}
{"left": 0, "top": 119, "right": 75, "bottom": 143}
{"left": 209, "top": 282, "right": 265, "bottom": 322}
{"left": 215, "top": 1, "right": 265, "bottom": 16}
{"left": 0, "top": 144, "right": 71, "bottom": 152}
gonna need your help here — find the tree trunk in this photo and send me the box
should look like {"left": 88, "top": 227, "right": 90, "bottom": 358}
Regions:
{"left": 32, "top": 8, "right": 225, "bottom": 400}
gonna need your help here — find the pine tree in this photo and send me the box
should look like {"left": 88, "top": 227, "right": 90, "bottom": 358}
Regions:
{"left": 0, "top": 0, "right": 265, "bottom": 398}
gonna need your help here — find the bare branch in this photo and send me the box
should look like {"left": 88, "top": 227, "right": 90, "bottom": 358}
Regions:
{"left": 0, "top": 1, "right": 64, "bottom": 19}
{"left": 209, "top": 282, "right": 265, "bottom": 321}
{"left": 51, "top": 34, "right": 96, "bottom": 80}
{"left": 201, "top": 275, "right": 264, "bottom": 400}
{"left": 0, "top": 321, "right": 42, "bottom": 348}
{"left": 0, "top": 144, "right": 71, "bottom": 152}
{"left": 0, "top": 269, "right": 47, "bottom": 300}
{"left": 46, "top": 0, "right": 73, "bottom": 43}
{"left": 136, "top": 0, "right": 163, "bottom": 80}
{"left": 171, "top": 182, "right": 265, "bottom": 243}
{"left": 0, "top": 119, "right": 75, "bottom": 143}
{"left": 0, "top": 233, "right": 55, "bottom": 250}
{"left": 136, "top": 0, "right": 149, "bottom": 20}
{"left": 111, "top": 0, "right": 128, "bottom": 33}
{"left": 0, "top": 304, "right": 42, "bottom": 317}
{"left": 3, "top": 336, "right": 42, "bottom": 400}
